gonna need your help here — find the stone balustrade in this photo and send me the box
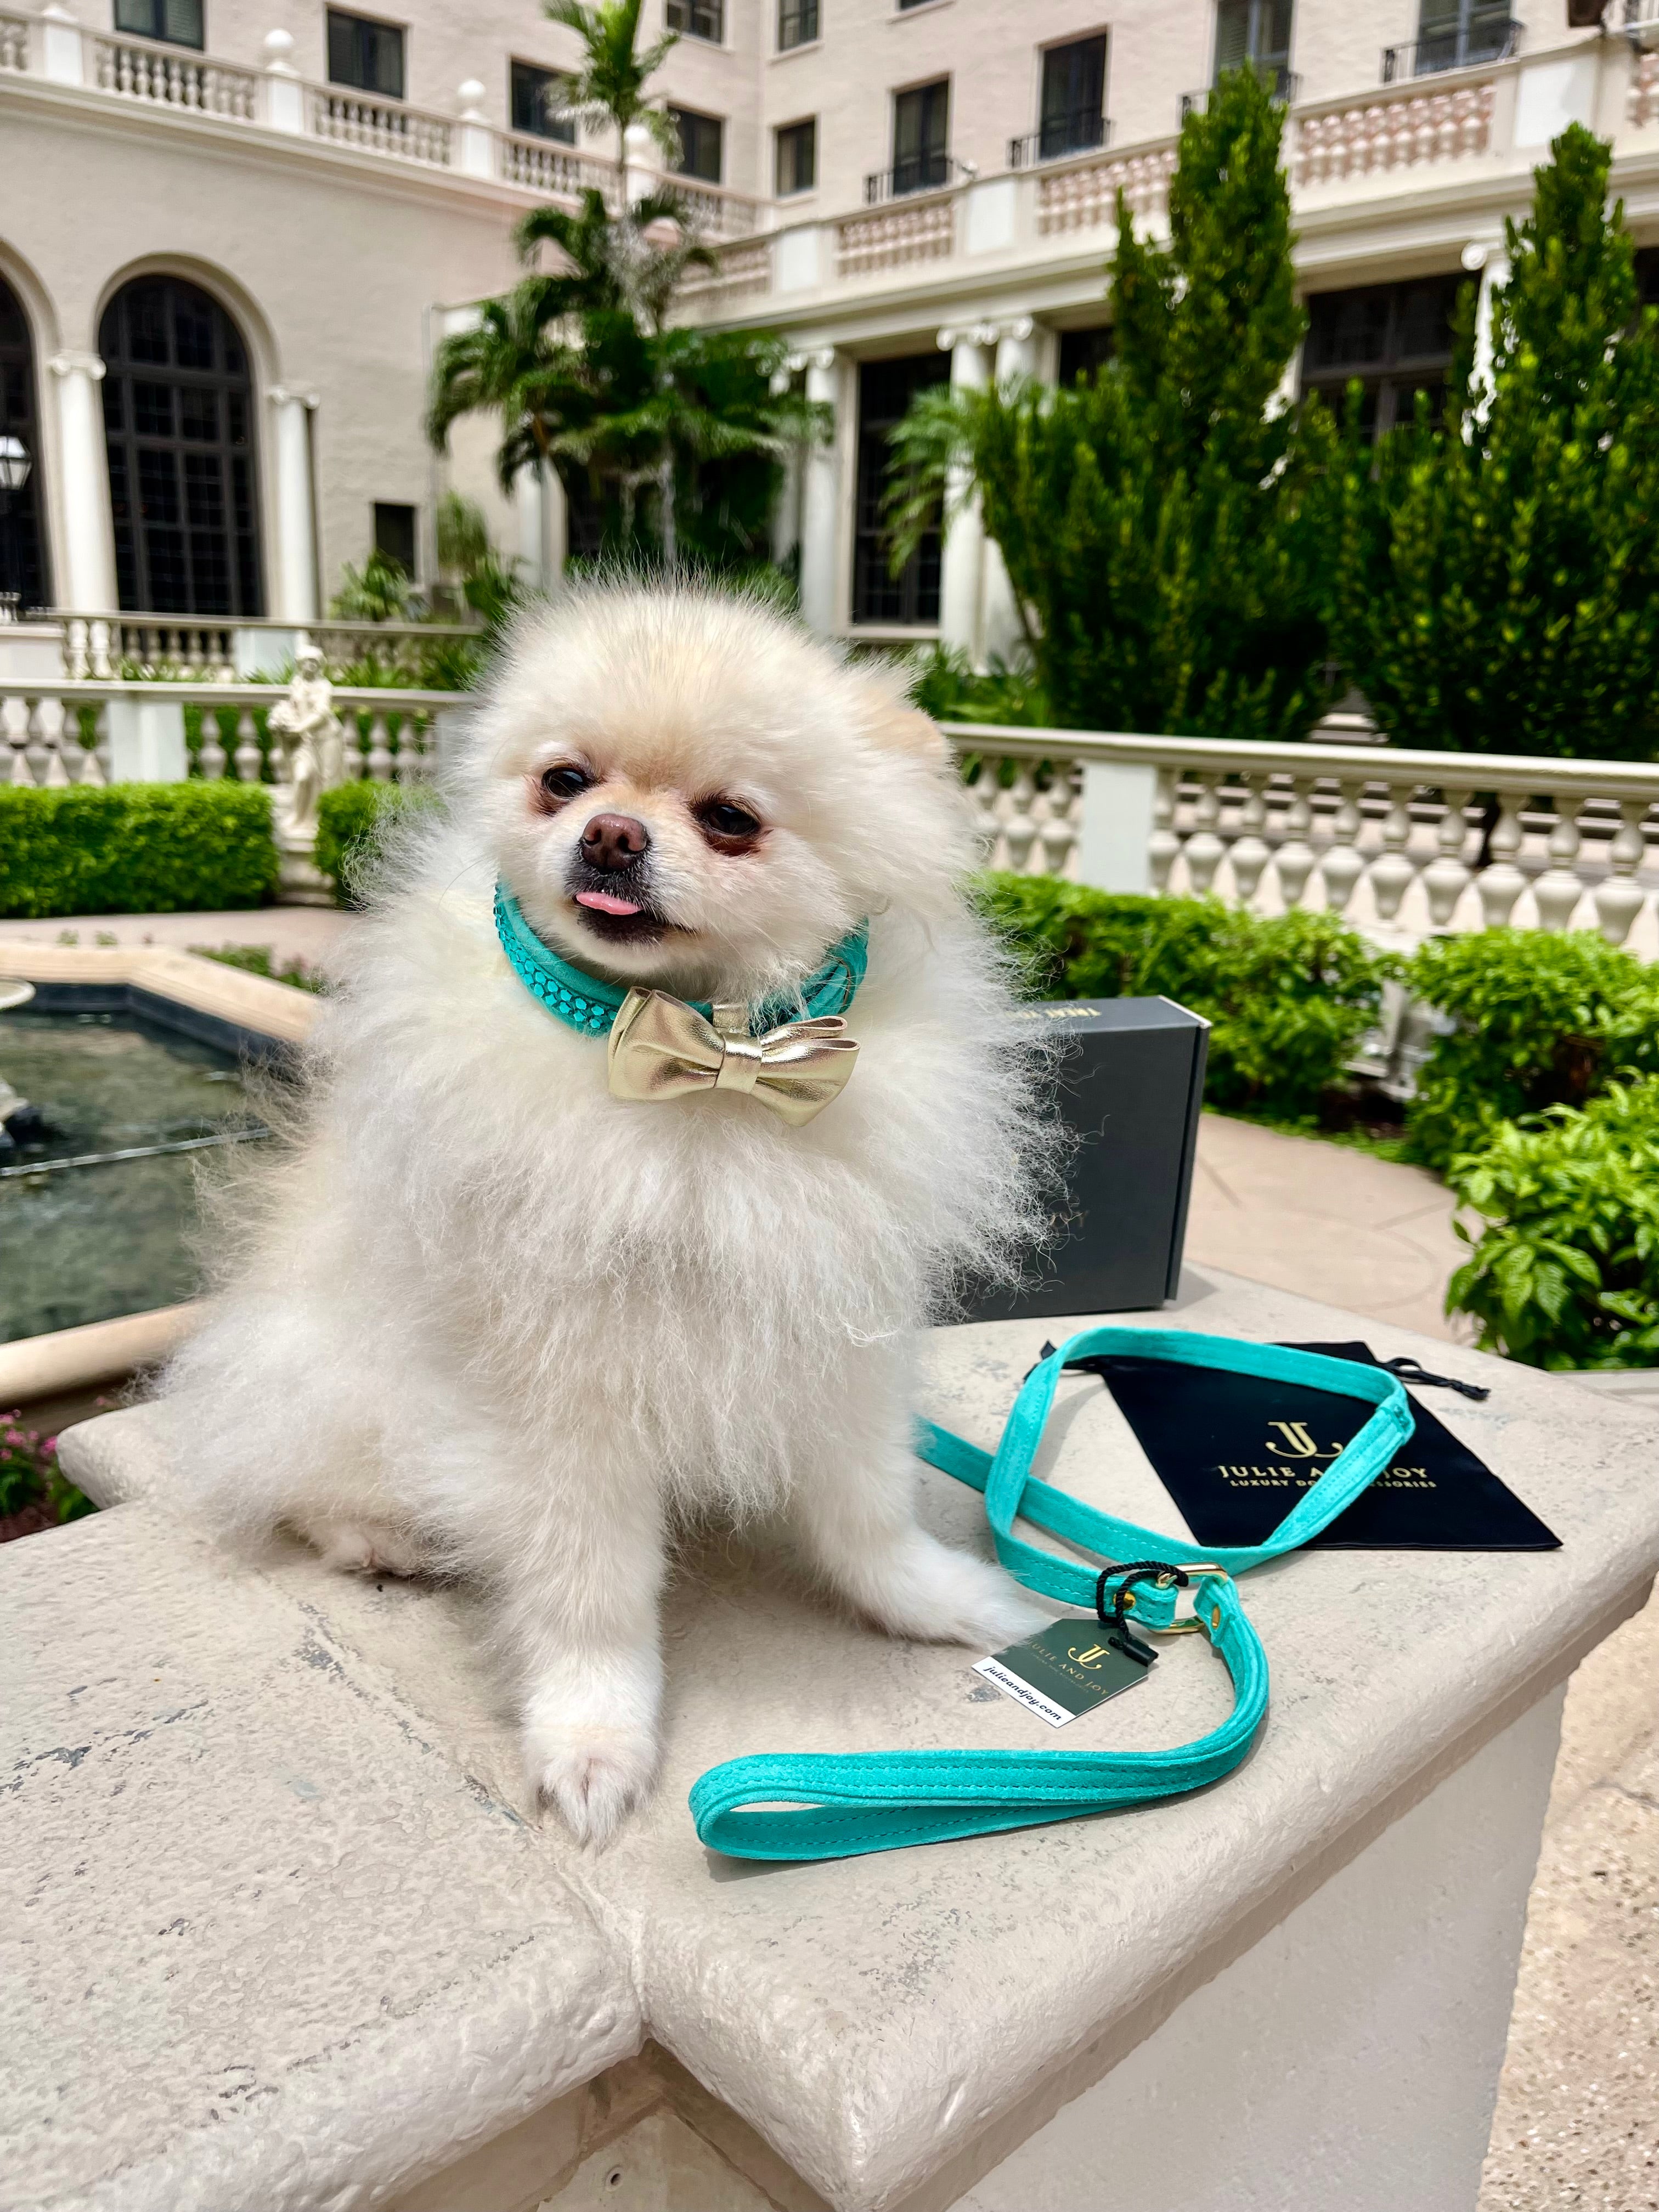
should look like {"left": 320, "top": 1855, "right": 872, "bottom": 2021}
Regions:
{"left": 89, "top": 25, "right": 258, "bottom": 118}
{"left": 311, "top": 84, "right": 452, "bottom": 165}
{"left": 0, "top": 8, "right": 30, "bottom": 71}
{"left": 946, "top": 723, "right": 1659, "bottom": 952}
{"left": 2, "top": 677, "right": 461, "bottom": 789}
{"left": 836, "top": 191, "right": 957, "bottom": 278}
{"left": 1294, "top": 74, "right": 1497, "bottom": 187}
{"left": 1036, "top": 140, "right": 1179, "bottom": 234}
{"left": 52, "top": 610, "right": 479, "bottom": 682}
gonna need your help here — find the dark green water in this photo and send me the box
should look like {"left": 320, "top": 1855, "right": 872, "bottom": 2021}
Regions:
{"left": 0, "top": 1012, "right": 257, "bottom": 1345}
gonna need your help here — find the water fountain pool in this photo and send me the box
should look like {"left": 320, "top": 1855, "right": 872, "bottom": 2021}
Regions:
{"left": 0, "top": 1006, "right": 264, "bottom": 1344}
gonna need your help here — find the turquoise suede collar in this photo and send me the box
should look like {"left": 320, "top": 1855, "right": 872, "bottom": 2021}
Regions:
{"left": 494, "top": 882, "right": 868, "bottom": 1039}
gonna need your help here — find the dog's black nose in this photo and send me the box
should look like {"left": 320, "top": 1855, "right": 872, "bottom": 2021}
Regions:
{"left": 581, "top": 813, "right": 650, "bottom": 872}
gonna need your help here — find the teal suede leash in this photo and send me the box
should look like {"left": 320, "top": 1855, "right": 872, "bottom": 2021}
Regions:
{"left": 494, "top": 883, "right": 869, "bottom": 1039}
{"left": 689, "top": 1328, "right": 1413, "bottom": 1861}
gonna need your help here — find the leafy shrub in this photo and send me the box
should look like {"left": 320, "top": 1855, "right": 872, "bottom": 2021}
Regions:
{"left": 1447, "top": 1078, "right": 1659, "bottom": 1368}
{"left": 313, "top": 782, "right": 440, "bottom": 904}
{"left": 977, "top": 874, "right": 1392, "bottom": 1119}
{"left": 0, "top": 784, "right": 276, "bottom": 918}
{"left": 907, "top": 645, "right": 1049, "bottom": 728}
{"left": 0, "top": 1412, "right": 93, "bottom": 1532}
{"left": 1402, "top": 929, "right": 1659, "bottom": 1171}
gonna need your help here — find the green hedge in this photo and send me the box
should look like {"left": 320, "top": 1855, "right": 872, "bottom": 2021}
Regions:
{"left": 977, "top": 875, "right": 1393, "bottom": 1119}
{"left": 314, "top": 782, "right": 441, "bottom": 904}
{"left": 0, "top": 783, "right": 276, "bottom": 918}
{"left": 1448, "top": 1078, "right": 1659, "bottom": 1368}
{"left": 1401, "top": 929, "right": 1659, "bottom": 1170}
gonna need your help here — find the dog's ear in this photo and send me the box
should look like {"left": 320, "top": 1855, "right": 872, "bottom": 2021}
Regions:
{"left": 854, "top": 678, "right": 951, "bottom": 766}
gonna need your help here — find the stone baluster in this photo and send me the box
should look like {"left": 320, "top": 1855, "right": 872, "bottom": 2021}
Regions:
{"left": 366, "top": 710, "right": 393, "bottom": 782}
{"left": 233, "top": 709, "right": 262, "bottom": 782}
{"left": 1367, "top": 784, "right": 1417, "bottom": 922}
{"left": 4, "top": 697, "right": 33, "bottom": 785}
{"left": 968, "top": 762, "right": 1002, "bottom": 865}
{"left": 1036, "top": 764, "right": 1080, "bottom": 877}
{"left": 1147, "top": 769, "right": 1180, "bottom": 892}
{"left": 88, "top": 702, "right": 111, "bottom": 783}
{"left": 1226, "top": 775, "right": 1271, "bottom": 905}
{"left": 36, "top": 697, "right": 71, "bottom": 788}
{"left": 89, "top": 620, "right": 113, "bottom": 679}
{"left": 1592, "top": 800, "right": 1650, "bottom": 946}
{"left": 1182, "top": 775, "right": 1225, "bottom": 895}
{"left": 1475, "top": 795, "right": 1527, "bottom": 927}
{"left": 1000, "top": 764, "right": 1039, "bottom": 872}
{"left": 1272, "top": 779, "right": 1317, "bottom": 908}
{"left": 1318, "top": 782, "right": 1366, "bottom": 913}
{"left": 22, "top": 696, "right": 53, "bottom": 786}
{"left": 1532, "top": 797, "right": 1585, "bottom": 931}
{"left": 198, "top": 708, "right": 227, "bottom": 781}
{"left": 64, "top": 618, "right": 89, "bottom": 680}
{"left": 1420, "top": 788, "right": 1472, "bottom": 926}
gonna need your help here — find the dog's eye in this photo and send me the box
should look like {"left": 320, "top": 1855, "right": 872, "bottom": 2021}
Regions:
{"left": 694, "top": 798, "right": 763, "bottom": 846}
{"left": 539, "top": 764, "right": 591, "bottom": 803}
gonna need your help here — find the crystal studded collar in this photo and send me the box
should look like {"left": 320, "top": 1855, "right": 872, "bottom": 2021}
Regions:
{"left": 493, "top": 883, "right": 868, "bottom": 1039}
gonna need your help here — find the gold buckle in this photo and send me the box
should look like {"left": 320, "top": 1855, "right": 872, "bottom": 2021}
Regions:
{"left": 1123, "top": 1565, "right": 1232, "bottom": 1636}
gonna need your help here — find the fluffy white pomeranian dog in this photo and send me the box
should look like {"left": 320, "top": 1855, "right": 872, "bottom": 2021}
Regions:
{"left": 163, "top": 584, "right": 1049, "bottom": 1839}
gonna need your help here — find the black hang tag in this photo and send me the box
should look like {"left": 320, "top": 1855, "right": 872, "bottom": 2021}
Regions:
{"left": 973, "top": 1618, "right": 1154, "bottom": 1728}
{"left": 1068, "top": 1339, "right": 1560, "bottom": 1553}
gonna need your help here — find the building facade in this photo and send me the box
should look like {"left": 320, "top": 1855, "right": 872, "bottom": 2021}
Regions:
{"left": 1, "top": 0, "right": 1655, "bottom": 657}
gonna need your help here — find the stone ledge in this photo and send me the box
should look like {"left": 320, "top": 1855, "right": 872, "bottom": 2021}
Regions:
{"left": 13, "top": 1268, "right": 1659, "bottom": 2211}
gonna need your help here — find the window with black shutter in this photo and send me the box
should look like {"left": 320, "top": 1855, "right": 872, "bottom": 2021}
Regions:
{"left": 669, "top": 106, "right": 723, "bottom": 182}
{"left": 891, "top": 80, "right": 949, "bottom": 195}
{"left": 510, "top": 60, "right": 575, "bottom": 142}
{"left": 1300, "top": 275, "right": 1464, "bottom": 440}
{"left": 851, "top": 353, "right": 950, "bottom": 625}
{"left": 1039, "top": 35, "right": 1107, "bottom": 160}
{"left": 326, "top": 9, "right": 405, "bottom": 98}
{"left": 114, "top": 0, "right": 205, "bottom": 48}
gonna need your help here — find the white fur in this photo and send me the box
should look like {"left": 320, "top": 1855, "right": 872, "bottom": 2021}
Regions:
{"left": 162, "top": 584, "right": 1051, "bottom": 1841}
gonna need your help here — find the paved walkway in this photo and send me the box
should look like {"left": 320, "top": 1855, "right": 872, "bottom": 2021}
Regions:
{"left": 0, "top": 907, "right": 355, "bottom": 965}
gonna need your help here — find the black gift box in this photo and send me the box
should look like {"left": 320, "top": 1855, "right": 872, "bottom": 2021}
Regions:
{"left": 958, "top": 996, "right": 1209, "bottom": 1324}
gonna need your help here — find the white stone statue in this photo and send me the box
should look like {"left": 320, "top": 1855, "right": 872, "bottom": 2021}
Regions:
{"left": 269, "top": 647, "right": 346, "bottom": 843}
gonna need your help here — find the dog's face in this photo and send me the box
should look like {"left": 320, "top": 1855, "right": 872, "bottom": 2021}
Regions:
{"left": 474, "top": 588, "right": 966, "bottom": 1003}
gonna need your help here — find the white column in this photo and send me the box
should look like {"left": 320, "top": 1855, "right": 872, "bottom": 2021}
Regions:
{"left": 937, "top": 325, "right": 994, "bottom": 664}
{"left": 514, "top": 459, "right": 566, "bottom": 592}
{"left": 797, "top": 348, "right": 840, "bottom": 638}
{"left": 268, "top": 387, "right": 319, "bottom": 622}
{"left": 39, "top": 3, "right": 84, "bottom": 86}
{"left": 1463, "top": 238, "right": 1510, "bottom": 420}
{"left": 456, "top": 80, "right": 494, "bottom": 178}
{"left": 48, "top": 351, "right": 115, "bottom": 611}
{"left": 980, "top": 316, "right": 1039, "bottom": 667}
{"left": 261, "top": 29, "right": 305, "bottom": 134}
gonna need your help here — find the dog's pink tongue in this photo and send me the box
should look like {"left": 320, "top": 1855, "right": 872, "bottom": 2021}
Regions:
{"left": 575, "top": 890, "right": 643, "bottom": 917}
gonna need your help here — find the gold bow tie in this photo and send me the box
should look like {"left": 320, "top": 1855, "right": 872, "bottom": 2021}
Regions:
{"left": 607, "top": 989, "right": 859, "bottom": 1126}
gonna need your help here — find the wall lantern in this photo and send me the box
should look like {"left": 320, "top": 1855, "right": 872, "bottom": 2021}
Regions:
{"left": 0, "top": 435, "right": 30, "bottom": 494}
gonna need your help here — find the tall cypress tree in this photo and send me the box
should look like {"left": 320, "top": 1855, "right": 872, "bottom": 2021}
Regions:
{"left": 884, "top": 67, "right": 1336, "bottom": 740}
{"left": 1334, "top": 125, "right": 1659, "bottom": 761}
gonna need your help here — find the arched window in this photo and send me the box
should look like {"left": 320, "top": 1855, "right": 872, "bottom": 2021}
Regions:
{"left": 99, "top": 275, "right": 263, "bottom": 616}
{"left": 0, "top": 276, "right": 49, "bottom": 613}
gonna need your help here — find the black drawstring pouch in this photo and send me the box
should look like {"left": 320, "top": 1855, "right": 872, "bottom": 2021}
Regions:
{"left": 1058, "top": 1338, "right": 1560, "bottom": 1552}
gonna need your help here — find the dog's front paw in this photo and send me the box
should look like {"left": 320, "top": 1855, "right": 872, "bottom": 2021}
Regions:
{"left": 861, "top": 1533, "right": 1049, "bottom": 1649}
{"left": 523, "top": 1709, "right": 659, "bottom": 1844}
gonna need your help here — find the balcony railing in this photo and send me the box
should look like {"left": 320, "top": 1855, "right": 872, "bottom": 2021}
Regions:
{"left": 1182, "top": 67, "right": 1300, "bottom": 120}
{"left": 1382, "top": 19, "right": 1521, "bottom": 81}
{"left": 862, "top": 154, "right": 975, "bottom": 205}
{"left": 1009, "top": 111, "right": 1111, "bottom": 167}
{"left": 949, "top": 722, "right": 1659, "bottom": 952}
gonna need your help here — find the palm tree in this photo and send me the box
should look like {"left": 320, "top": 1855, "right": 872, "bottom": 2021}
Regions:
{"left": 543, "top": 0, "right": 682, "bottom": 190}
{"left": 427, "top": 194, "right": 823, "bottom": 570}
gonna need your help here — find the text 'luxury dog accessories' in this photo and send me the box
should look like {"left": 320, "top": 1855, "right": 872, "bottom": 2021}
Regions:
{"left": 689, "top": 1329, "right": 1414, "bottom": 1863}
{"left": 495, "top": 883, "right": 866, "bottom": 1125}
